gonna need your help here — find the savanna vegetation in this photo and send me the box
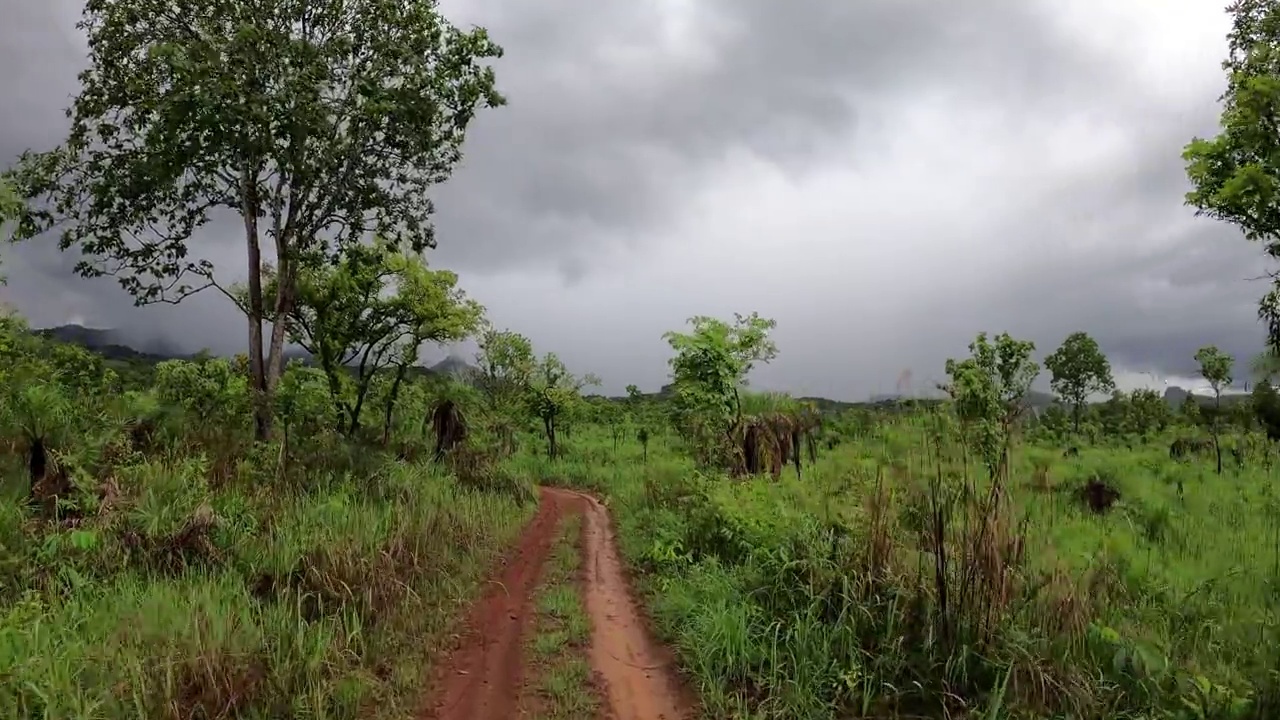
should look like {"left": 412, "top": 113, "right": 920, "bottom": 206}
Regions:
{"left": 5, "top": 0, "right": 1280, "bottom": 719}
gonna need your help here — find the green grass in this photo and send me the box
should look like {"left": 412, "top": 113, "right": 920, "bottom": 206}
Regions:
{"left": 520, "top": 513, "right": 599, "bottom": 719}
{"left": 7, "top": 315, "right": 1279, "bottom": 719}
{"left": 514, "top": 421, "right": 1280, "bottom": 719}
{"left": 0, "top": 453, "right": 535, "bottom": 719}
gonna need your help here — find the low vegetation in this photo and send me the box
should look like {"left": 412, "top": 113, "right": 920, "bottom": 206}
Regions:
{"left": 521, "top": 514, "right": 599, "bottom": 719}
{"left": 5, "top": 0, "right": 1280, "bottom": 719}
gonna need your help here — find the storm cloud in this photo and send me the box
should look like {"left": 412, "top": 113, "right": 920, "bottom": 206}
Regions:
{"left": 0, "top": 0, "right": 1272, "bottom": 399}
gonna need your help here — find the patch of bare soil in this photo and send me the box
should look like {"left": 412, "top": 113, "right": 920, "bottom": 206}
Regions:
{"left": 545, "top": 488, "right": 695, "bottom": 720}
{"left": 418, "top": 487, "right": 695, "bottom": 720}
{"left": 418, "top": 487, "right": 569, "bottom": 720}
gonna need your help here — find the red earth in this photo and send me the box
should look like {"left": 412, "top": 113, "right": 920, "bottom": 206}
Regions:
{"left": 418, "top": 487, "right": 695, "bottom": 720}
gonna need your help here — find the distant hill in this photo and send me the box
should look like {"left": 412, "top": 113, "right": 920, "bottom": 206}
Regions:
{"left": 32, "top": 324, "right": 484, "bottom": 380}
{"left": 30, "top": 324, "right": 1262, "bottom": 411}
{"left": 428, "top": 355, "right": 477, "bottom": 378}
{"left": 37, "top": 325, "right": 174, "bottom": 363}
{"left": 38, "top": 324, "right": 313, "bottom": 367}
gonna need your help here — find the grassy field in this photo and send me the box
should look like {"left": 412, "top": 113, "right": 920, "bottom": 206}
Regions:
{"left": 0, "top": 454, "right": 534, "bottom": 719}
{"left": 515, "top": 418, "right": 1279, "bottom": 720}
{"left": 3, "top": 311, "right": 1278, "bottom": 719}
{"left": 0, "top": 317, "right": 542, "bottom": 719}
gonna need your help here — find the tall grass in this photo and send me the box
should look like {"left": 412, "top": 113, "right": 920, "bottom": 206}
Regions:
{"left": 0, "top": 448, "right": 533, "bottom": 719}
{"left": 526, "top": 415, "right": 1279, "bottom": 719}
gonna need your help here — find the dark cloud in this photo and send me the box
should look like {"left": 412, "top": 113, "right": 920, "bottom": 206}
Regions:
{"left": 0, "top": 0, "right": 1271, "bottom": 398}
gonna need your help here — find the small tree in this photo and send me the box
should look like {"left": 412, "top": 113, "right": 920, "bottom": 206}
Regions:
{"left": 1195, "top": 345, "right": 1234, "bottom": 475}
{"left": 943, "top": 332, "right": 1040, "bottom": 480}
{"left": 1043, "top": 331, "right": 1114, "bottom": 434}
{"left": 1180, "top": 392, "right": 1203, "bottom": 425}
{"left": 625, "top": 385, "right": 650, "bottom": 460}
{"left": 1253, "top": 378, "right": 1280, "bottom": 441}
{"left": 662, "top": 312, "right": 777, "bottom": 456}
{"left": 250, "top": 242, "right": 482, "bottom": 438}
{"left": 1128, "top": 388, "right": 1171, "bottom": 441}
{"left": 9, "top": 0, "right": 504, "bottom": 440}
{"left": 377, "top": 253, "right": 484, "bottom": 445}
{"left": 0, "top": 177, "right": 21, "bottom": 284}
{"left": 474, "top": 327, "right": 535, "bottom": 455}
{"left": 525, "top": 353, "right": 599, "bottom": 460}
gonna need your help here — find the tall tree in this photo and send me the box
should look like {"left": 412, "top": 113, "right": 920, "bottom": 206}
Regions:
{"left": 8, "top": 0, "right": 504, "bottom": 440}
{"left": 1195, "top": 345, "right": 1235, "bottom": 475}
{"left": 1184, "top": 0, "right": 1280, "bottom": 351}
{"left": 1043, "top": 331, "right": 1115, "bottom": 433}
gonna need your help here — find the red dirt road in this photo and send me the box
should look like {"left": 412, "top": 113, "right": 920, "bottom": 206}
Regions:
{"left": 565, "top": 487, "right": 692, "bottom": 720}
{"left": 419, "top": 488, "right": 568, "bottom": 720}
{"left": 418, "top": 487, "right": 693, "bottom": 720}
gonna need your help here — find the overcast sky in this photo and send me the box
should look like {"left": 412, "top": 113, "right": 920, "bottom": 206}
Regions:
{"left": 0, "top": 0, "right": 1271, "bottom": 399}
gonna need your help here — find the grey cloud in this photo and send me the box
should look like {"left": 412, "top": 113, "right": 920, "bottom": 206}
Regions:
{"left": 0, "top": 0, "right": 1271, "bottom": 399}
{"left": 427, "top": 0, "right": 1110, "bottom": 273}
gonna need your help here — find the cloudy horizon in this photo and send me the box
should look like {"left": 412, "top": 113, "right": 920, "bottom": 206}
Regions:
{"left": 1, "top": 0, "right": 1274, "bottom": 401}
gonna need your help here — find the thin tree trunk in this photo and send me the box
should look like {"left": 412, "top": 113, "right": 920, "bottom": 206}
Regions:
{"left": 241, "top": 170, "right": 270, "bottom": 442}
{"left": 263, "top": 242, "right": 295, "bottom": 438}
{"left": 382, "top": 362, "right": 410, "bottom": 447}
{"left": 544, "top": 415, "right": 556, "bottom": 459}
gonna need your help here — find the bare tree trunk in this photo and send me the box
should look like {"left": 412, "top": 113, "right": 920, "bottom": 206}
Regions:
{"left": 264, "top": 245, "right": 294, "bottom": 424}
{"left": 382, "top": 362, "right": 410, "bottom": 447}
{"left": 241, "top": 171, "right": 271, "bottom": 442}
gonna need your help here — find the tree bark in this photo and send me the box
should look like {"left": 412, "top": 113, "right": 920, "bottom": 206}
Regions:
{"left": 544, "top": 415, "right": 556, "bottom": 459}
{"left": 241, "top": 170, "right": 271, "bottom": 442}
{"left": 264, "top": 234, "right": 296, "bottom": 437}
{"left": 382, "top": 362, "right": 410, "bottom": 447}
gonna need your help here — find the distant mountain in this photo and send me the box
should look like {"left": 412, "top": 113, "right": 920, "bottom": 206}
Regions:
{"left": 35, "top": 324, "right": 316, "bottom": 365}
{"left": 36, "top": 324, "right": 1257, "bottom": 411}
{"left": 37, "top": 325, "right": 173, "bottom": 363}
{"left": 428, "top": 355, "right": 477, "bottom": 378}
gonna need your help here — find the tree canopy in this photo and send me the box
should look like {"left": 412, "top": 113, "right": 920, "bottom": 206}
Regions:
{"left": 1184, "top": 0, "right": 1280, "bottom": 350}
{"left": 7, "top": 0, "right": 505, "bottom": 439}
{"left": 1044, "top": 331, "right": 1115, "bottom": 432}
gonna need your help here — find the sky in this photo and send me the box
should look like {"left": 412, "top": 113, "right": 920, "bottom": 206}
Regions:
{"left": 0, "top": 0, "right": 1272, "bottom": 400}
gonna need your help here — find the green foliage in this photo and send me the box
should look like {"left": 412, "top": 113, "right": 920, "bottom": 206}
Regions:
{"left": 1045, "top": 331, "right": 1115, "bottom": 432}
{"left": 1127, "top": 388, "right": 1173, "bottom": 439}
{"left": 0, "top": 177, "right": 19, "bottom": 284}
{"left": 1184, "top": 0, "right": 1280, "bottom": 350}
{"left": 10, "top": 0, "right": 505, "bottom": 438}
{"left": 252, "top": 241, "right": 483, "bottom": 437}
{"left": 0, "top": 305, "right": 536, "bottom": 718}
{"left": 1196, "top": 346, "right": 1235, "bottom": 396}
{"left": 944, "top": 331, "right": 1039, "bottom": 477}
{"left": 0, "top": 177, "right": 18, "bottom": 221}
{"left": 5, "top": 5, "right": 1280, "bottom": 712}
{"left": 663, "top": 312, "right": 777, "bottom": 454}
{"left": 12, "top": 0, "right": 505, "bottom": 299}
{"left": 525, "top": 353, "right": 600, "bottom": 459}
{"left": 475, "top": 326, "right": 536, "bottom": 410}
{"left": 1196, "top": 345, "right": 1235, "bottom": 474}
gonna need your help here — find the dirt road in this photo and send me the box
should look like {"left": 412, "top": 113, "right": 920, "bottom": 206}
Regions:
{"left": 419, "top": 487, "right": 693, "bottom": 720}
